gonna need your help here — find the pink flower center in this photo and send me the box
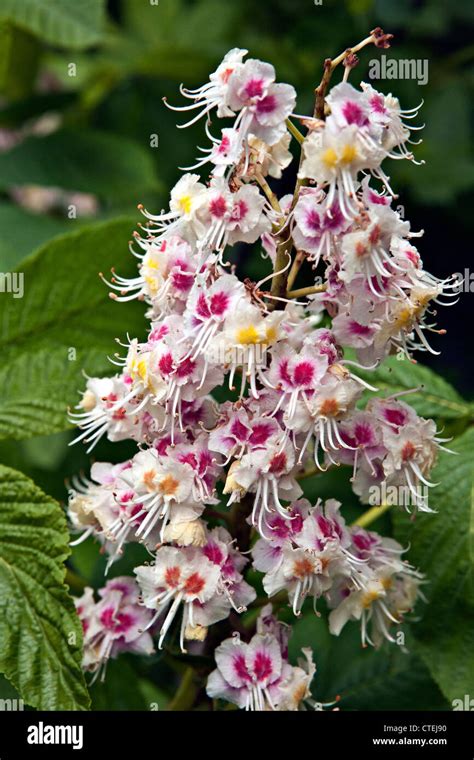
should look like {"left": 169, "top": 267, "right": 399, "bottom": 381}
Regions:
{"left": 256, "top": 94, "right": 277, "bottom": 114}
{"left": 293, "top": 361, "right": 315, "bottom": 386}
{"left": 269, "top": 451, "right": 287, "bottom": 473}
{"left": 209, "top": 195, "right": 228, "bottom": 218}
{"left": 341, "top": 100, "right": 366, "bottom": 126}
{"left": 253, "top": 651, "right": 273, "bottom": 682}
{"left": 231, "top": 199, "right": 248, "bottom": 221}
{"left": 244, "top": 78, "right": 264, "bottom": 98}
{"left": 210, "top": 291, "right": 229, "bottom": 316}
{"left": 158, "top": 353, "right": 174, "bottom": 375}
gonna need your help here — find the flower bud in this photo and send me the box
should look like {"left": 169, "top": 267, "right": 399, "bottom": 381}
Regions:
{"left": 163, "top": 519, "right": 207, "bottom": 547}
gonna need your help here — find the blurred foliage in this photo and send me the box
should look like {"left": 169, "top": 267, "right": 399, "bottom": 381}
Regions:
{"left": 0, "top": 0, "right": 472, "bottom": 710}
{"left": 0, "top": 218, "right": 147, "bottom": 439}
{"left": 394, "top": 428, "right": 474, "bottom": 703}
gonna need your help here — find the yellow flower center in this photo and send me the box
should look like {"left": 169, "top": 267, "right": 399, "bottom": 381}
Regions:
{"left": 236, "top": 325, "right": 260, "bottom": 344}
{"left": 362, "top": 589, "right": 382, "bottom": 608}
{"left": 144, "top": 275, "right": 159, "bottom": 294}
{"left": 178, "top": 195, "right": 192, "bottom": 215}
{"left": 322, "top": 147, "right": 338, "bottom": 168}
{"left": 340, "top": 144, "right": 357, "bottom": 164}
{"left": 265, "top": 325, "right": 277, "bottom": 343}
{"left": 137, "top": 358, "right": 148, "bottom": 381}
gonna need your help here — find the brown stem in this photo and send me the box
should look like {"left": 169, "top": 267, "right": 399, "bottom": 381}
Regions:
{"left": 269, "top": 237, "right": 292, "bottom": 308}
{"left": 268, "top": 29, "right": 393, "bottom": 309}
{"left": 229, "top": 493, "right": 254, "bottom": 553}
{"left": 314, "top": 30, "right": 391, "bottom": 120}
{"left": 205, "top": 508, "right": 231, "bottom": 525}
{"left": 314, "top": 57, "right": 333, "bottom": 120}
{"left": 255, "top": 170, "right": 282, "bottom": 214}
{"left": 286, "top": 249, "right": 307, "bottom": 291}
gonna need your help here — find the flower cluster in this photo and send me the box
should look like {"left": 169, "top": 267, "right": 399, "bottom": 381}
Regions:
{"left": 67, "top": 39, "right": 450, "bottom": 708}
{"left": 253, "top": 498, "right": 423, "bottom": 645}
{"left": 135, "top": 527, "right": 256, "bottom": 650}
{"left": 75, "top": 577, "right": 154, "bottom": 681}
{"left": 207, "top": 605, "right": 320, "bottom": 711}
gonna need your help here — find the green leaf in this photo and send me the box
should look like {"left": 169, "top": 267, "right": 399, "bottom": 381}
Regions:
{"left": 0, "top": 216, "right": 147, "bottom": 440}
{"left": 289, "top": 613, "right": 449, "bottom": 710}
{"left": 393, "top": 427, "right": 474, "bottom": 702}
{"left": 0, "top": 128, "right": 160, "bottom": 200}
{"left": 90, "top": 657, "right": 148, "bottom": 711}
{"left": 0, "top": 202, "right": 72, "bottom": 271}
{"left": 90, "top": 654, "right": 170, "bottom": 711}
{"left": 0, "top": 0, "right": 106, "bottom": 49}
{"left": 0, "top": 464, "right": 90, "bottom": 709}
{"left": 358, "top": 355, "right": 471, "bottom": 420}
{"left": 0, "top": 22, "right": 40, "bottom": 100}
{"left": 137, "top": 677, "right": 169, "bottom": 711}
{"left": 0, "top": 91, "right": 76, "bottom": 129}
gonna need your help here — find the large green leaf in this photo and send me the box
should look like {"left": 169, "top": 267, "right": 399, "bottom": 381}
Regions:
{"left": 0, "top": 465, "right": 90, "bottom": 709}
{"left": 0, "top": 216, "right": 147, "bottom": 440}
{"left": 0, "top": 128, "right": 160, "bottom": 200}
{"left": 393, "top": 427, "right": 474, "bottom": 702}
{"left": 0, "top": 202, "right": 72, "bottom": 271}
{"left": 0, "top": 0, "right": 105, "bottom": 49}
{"left": 358, "top": 355, "right": 471, "bottom": 421}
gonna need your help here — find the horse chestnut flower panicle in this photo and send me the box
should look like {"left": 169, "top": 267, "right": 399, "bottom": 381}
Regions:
{"left": 67, "top": 35, "right": 453, "bottom": 709}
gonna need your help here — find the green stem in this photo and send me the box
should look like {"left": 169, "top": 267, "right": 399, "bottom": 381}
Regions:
{"left": 167, "top": 667, "right": 199, "bottom": 711}
{"left": 255, "top": 170, "right": 282, "bottom": 214}
{"left": 65, "top": 568, "right": 86, "bottom": 592}
{"left": 287, "top": 284, "right": 327, "bottom": 299}
{"left": 352, "top": 503, "right": 392, "bottom": 529}
{"left": 286, "top": 118, "right": 305, "bottom": 144}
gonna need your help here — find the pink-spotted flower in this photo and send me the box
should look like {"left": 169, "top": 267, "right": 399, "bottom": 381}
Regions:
{"left": 75, "top": 577, "right": 154, "bottom": 681}
{"left": 206, "top": 606, "right": 316, "bottom": 711}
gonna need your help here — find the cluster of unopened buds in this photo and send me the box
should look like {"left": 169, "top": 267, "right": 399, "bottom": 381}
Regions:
{"left": 68, "top": 35, "right": 455, "bottom": 710}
